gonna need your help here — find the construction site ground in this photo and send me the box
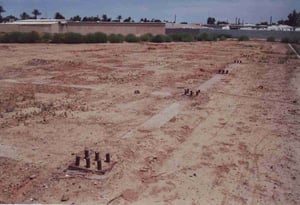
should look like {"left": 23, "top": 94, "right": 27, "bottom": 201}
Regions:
{"left": 0, "top": 41, "right": 299, "bottom": 205}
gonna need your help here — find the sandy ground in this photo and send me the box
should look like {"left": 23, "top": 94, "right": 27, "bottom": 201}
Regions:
{"left": 0, "top": 41, "right": 299, "bottom": 205}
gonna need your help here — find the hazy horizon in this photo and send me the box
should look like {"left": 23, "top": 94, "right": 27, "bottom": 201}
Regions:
{"left": 0, "top": 0, "right": 299, "bottom": 24}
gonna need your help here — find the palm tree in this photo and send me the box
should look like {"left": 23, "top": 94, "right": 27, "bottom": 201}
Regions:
{"left": 287, "top": 10, "right": 299, "bottom": 27}
{"left": 70, "top": 15, "right": 81, "bottom": 21}
{"left": 0, "top": 5, "right": 5, "bottom": 17}
{"left": 32, "top": 9, "right": 41, "bottom": 19}
{"left": 20, "top": 12, "right": 31, "bottom": 20}
{"left": 54, "top": 12, "right": 65, "bottom": 19}
{"left": 102, "top": 14, "right": 108, "bottom": 21}
{"left": 123, "top": 16, "right": 132, "bottom": 22}
{"left": 117, "top": 15, "right": 122, "bottom": 22}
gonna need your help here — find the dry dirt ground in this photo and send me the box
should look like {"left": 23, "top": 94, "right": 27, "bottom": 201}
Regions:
{"left": 0, "top": 41, "right": 299, "bottom": 205}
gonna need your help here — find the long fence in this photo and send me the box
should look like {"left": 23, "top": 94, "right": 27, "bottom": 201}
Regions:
{"left": 0, "top": 22, "right": 166, "bottom": 36}
{"left": 166, "top": 28, "right": 300, "bottom": 40}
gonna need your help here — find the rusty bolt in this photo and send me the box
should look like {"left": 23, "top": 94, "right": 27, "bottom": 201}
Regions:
{"left": 97, "top": 160, "right": 102, "bottom": 170}
{"left": 84, "top": 149, "right": 89, "bottom": 159}
{"left": 86, "top": 158, "right": 91, "bottom": 168}
{"left": 75, "top": 156, "right": 80, "bottom": 166}
{"left": 95, "top": 152, "right": 100, "bottom": 161}
{"left": 105, "top": 153, "right": 110, "bottom": 163}
{"left": 186, "top": 89, "right": 189, "bottom": 95}
{"left": 184, "top": 89, "right": 188, "bottom": 95}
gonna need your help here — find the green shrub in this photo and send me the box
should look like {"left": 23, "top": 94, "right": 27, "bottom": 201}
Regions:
{"left": 238, "top": 35, "right": 250, "bottom": 41}
{"left": 169, "top": 33, "right": 183, "bottom": 42}
{"left": 195, "top": 34, "right": 202, "bottom": 41}
{"left": 0, "top": 34, "right": 3, "bottom": 43}
{"left": 267, "top": 36, "right": 275, "bottom": 42}
{"left": 84, "top": 33, "right": 94, "bottom": 43}
{"left": 125, "top": 34, "right": 140, "bottom": 43}
{"left": 201, "top": 33, "right": 209, "bottom": 41}
{"left": 108, "top": 34, "right": 124, "bottom": 43}
{"left": 150, "top": 34, "right": 166, "bottom": 43}
{"left": 28, "top": 31, "right": 41, "bottom": 43}
{"left": 181, "top": 33, "right": 194, "bottom": 42}
{"left": 0, "top": 31, "right": 41, "bottom": 43}
{"left": 16, "top": 33, "right": 29, "bottom": 43}
{"left": 83, "top": 33, "right": 96, "bottom": 43}
{"left": 218, "top": 34, "right": 232, "bottom": 39}
{"left": 41, "top": 33, "right": 52, "bottom": 43}
{"left": 206, "top": 34, "right": 218, "bottom": 41}
{"left": 51, "top": 33, "right": 65, "bottom": 43}
{"left": 63, "top": 32, "right": 83, "bottom": 43}
{"left": 169, "top": 33, "right": 194, "bottom": 42}
{"left": 140, "top": 33, "right": 153, "bottom": 42}
{"left": 219, "top": 36, "right": 227, "bottom": 41}
{"left": 95, "top": 32, "right": 108, "bottom": 43}
{"left": 196, "top": 33, "right": 208, "bottom": 41}
{"left": 216, "top": 34, "right": 231, "bottom": 41}
{"left": 163, "top": 35, "right": 172, "bottom": 42}
{"left": 195, "top": 33, "right": 218, "bottom": 41}
{"left": 1, "top": 32, "right": 21, "bottom": 43}
{"left": 85, "top": 32, "right": 107, "bottom": 43}
{"left": 281, "top": 37, "right": 290, "bottom": 43}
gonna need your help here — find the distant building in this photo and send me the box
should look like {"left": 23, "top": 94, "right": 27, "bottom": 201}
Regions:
{"left": 165, "top": 22, "right": 211, "bottom": 29}
{"left": 8, "top": 19, "right": 66, "bottom": 25}
{"left": 267, "top": 25, "right": 293, "bottom": 31}
{"left": 222, "top": 25, "right": 230, "bottom": 30}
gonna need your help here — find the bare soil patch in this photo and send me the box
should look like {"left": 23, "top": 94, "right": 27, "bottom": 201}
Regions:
{"left": 0, "top": 41, "right": 299, "bottom": 204}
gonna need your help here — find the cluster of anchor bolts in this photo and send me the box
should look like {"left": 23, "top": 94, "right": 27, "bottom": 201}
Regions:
{"left": 218, "top": 69, "right": 229, "bottom": 74}
{"left": 74, "top": 149, "right": 111, "bottom": 171}
{"left": 234, "top": 60, "right": 242, "bottom": 63}
{"left": 184, "top": 88, "right": 200, "bottom": 96}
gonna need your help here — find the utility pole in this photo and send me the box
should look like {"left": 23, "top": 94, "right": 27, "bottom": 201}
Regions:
{"left": 174, "top": 14, "right": 176, "bottom": 23}
{"left": 269, "top": 16, "right": 272, "bottom": 25}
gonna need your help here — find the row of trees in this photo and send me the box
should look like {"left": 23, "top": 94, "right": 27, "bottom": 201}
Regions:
{"left": 68, "top": 15, "right": 162, "bottom": 23}
{"left": 277, "top": 10, "right": 300, "bottom": 27}
{"left": 0, "top": 5, "right": 163, "bottom": 23}
{"left": 258, "top": 11, "right": 300, "bottom": 27}
{"left": 0, "top": 6, "right": 43, "bottom": 22}
{"left": 1, "top": 4, "right": 299, "bottom": 26}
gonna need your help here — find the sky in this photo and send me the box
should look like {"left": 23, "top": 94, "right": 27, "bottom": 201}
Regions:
{"left": 0, "top": 0, "right": 299, "bottom": 24}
